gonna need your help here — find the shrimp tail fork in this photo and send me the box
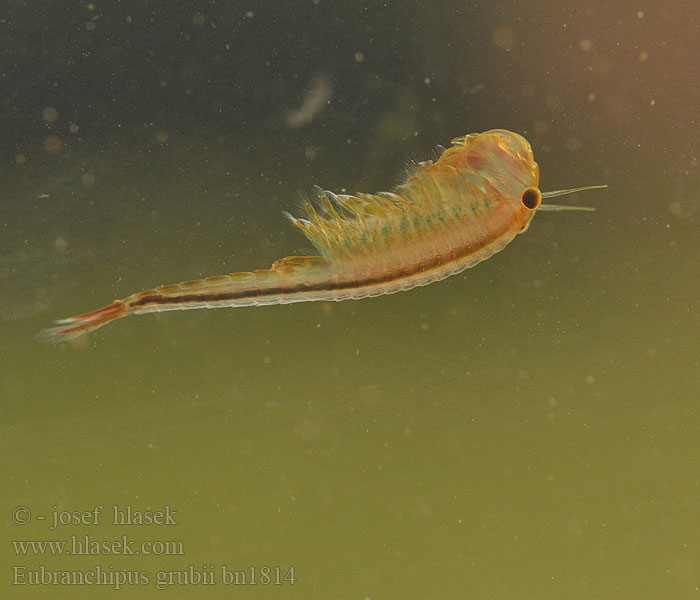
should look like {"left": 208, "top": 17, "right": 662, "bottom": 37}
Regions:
{"left": 37, "top": 301, "right": 129, "bottom": 343}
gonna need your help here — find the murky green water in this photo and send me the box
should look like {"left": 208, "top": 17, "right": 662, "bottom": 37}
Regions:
{"left": 2, "top": 2, "right": 699, "bottom": 598}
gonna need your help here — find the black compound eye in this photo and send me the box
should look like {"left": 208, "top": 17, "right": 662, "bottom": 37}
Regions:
{"left": 521, "top": 187, "right": 541, "bottom": 210}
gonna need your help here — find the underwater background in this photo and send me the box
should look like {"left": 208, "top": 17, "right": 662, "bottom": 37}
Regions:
{"left": 2, "top": 1, "right": 699, "bottom": 598}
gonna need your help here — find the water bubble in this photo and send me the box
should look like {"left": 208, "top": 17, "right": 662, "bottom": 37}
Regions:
{"left": 492, "top": 25, "right": 515, "bottom": 51}
{"left": 42, "top": 135, "right": 62, "bottom": 153}
{"left": 42, "top": 106, "right": 59, "bottom": 123}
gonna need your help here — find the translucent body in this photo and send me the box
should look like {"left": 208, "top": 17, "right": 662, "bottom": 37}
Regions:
{"left": 39, "top": 130, "right": 578, "bottom": 342}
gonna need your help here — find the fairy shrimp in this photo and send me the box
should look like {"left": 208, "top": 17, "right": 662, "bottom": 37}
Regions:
{"left": 39, "top": 129, "right": 605, "bottom": 342}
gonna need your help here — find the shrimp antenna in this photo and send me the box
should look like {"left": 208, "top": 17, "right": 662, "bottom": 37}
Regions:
{"left": 537, "top": 204, "right": 597, "bottom": 212}
{"left": 538, "top": 184, "right": 607, "bottom": 212}
{"left": 541, "top": 184, "right": 607, "bottom": 199}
